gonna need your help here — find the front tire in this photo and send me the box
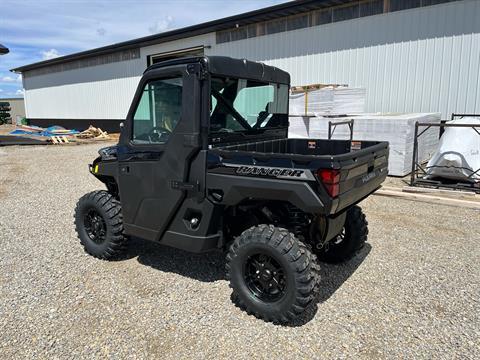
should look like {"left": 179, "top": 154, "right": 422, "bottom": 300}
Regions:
{"left": 74, "top": 190, "right": 128, "bottom": 260}
{"left": 317, "top": 205, "right": 368, "bottom": 263}
{"left": 226, "top": 225, "right": 320, "bottom": 324}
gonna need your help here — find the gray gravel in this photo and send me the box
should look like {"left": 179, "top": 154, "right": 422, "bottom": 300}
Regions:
{"left": 0, "top": 143, "right": 479, "bottom": 359}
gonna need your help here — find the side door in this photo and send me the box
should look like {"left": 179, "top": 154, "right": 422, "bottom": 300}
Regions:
{"left": 117, "top": 66, "right": 201, "bottom": 241}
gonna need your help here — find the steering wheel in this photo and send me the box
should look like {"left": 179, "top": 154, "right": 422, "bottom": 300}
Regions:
{"left": 148, "top": 126, "right": 172, "bottom": 142}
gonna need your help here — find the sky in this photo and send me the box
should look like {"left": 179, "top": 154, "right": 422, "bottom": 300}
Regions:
{"left": 0, "top": 0, "right": 285, "bottom": 98}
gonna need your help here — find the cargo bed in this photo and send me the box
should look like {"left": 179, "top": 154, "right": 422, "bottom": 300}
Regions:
{"left": 210, "top": 138, "right": 389, "bottom": 214}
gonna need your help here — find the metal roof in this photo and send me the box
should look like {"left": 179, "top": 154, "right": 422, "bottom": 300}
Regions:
{"left": 145, "top": 56, "right": 291, "bottom": 84}
{"left": 11, "top": 0, "right": 351, "bottom": 73}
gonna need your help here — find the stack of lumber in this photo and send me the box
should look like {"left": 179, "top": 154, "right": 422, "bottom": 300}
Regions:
{"left": 332, "top": 87, "right": 367, "bottom": 115}
{"left": 289, "top": 84, "right": 366, "bottom": 116}
{"left": 288, "top": 113, "right": 441, "bottom": 177}
{"left": 290, "top": 84, "right": 342, "bottom": 116}
{"left": 76, "top": 126, "right": 110, "bottom": 140}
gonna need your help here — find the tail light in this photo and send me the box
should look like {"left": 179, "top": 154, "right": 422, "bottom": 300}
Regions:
{"left": 317, "top": 169, "right": 341, "bottom": 198}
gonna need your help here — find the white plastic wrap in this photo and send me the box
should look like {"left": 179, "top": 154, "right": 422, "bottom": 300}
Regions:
{"left": 289, "top": 87, "right": 365, "bottom": 116}
{"left": 289, "top": 113, "right": 441, "bottom": 176}
{"left": 289, "top": 93, "right": 307, "bottom": 116}
{"left": 332, "top": 87, "right": 366, "bottom": 115}
{"left": 307, "top": 88, "right": 335, "bottom": 115}
{"left": 426, "top": 117, "right": 480, "bottom": 182}
{"left": 288, "top": 116, "right": 310, "bottom": 138}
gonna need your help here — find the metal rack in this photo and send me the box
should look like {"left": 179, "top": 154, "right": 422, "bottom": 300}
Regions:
{"left": 410, "top": 114, "right": 480, "bottom": 193}
{"left": 328, "top": 119, "right": 354, "bottom": 142}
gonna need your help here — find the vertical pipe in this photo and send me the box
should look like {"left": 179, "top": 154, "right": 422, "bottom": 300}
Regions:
{"left": 304, "top": 89, "right": 308, "bottom": 116}
{"left": 349, "top": 119, "right": 354, "bottom": 142}
{"left": 411, "top": 122, "right": 419, "bottom": 186}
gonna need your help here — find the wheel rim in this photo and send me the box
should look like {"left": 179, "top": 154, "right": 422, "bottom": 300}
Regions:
{"left": 84, "top": 209, "right": 107, "bottom": 244}
{"left": 244, "top": 253, "right": 287, "bottom": 302}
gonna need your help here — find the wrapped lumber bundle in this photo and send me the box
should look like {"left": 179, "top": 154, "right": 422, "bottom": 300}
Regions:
{"left": 332, "top": 87, "right": 366, "bottom": 115}
{"left": 289, "top": 113, "right": 441, "bottom": 176}
{"left": 289, "top": 86, "right": 366, "bottom": 116}
{"left": 288, "top": 116, "right": 310, "bottom": 138}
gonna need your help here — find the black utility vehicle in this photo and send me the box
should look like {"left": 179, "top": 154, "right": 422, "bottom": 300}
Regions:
{"left": 75, "top": 56, "right": 388, "bottom": 323}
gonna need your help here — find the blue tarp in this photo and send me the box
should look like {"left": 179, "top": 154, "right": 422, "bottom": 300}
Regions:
{"left": 10, "top": 125, "right": 79, "bottom": 137}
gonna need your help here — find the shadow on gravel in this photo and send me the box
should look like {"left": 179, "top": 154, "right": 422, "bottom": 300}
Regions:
{"left": 122, "top": 238, "right": 371, "bottom": 326}
{"left": 286, "top": 243, "right": 372, "bottom": 327}
{"left": 125, "top": 237, "right": 226, "bottom": 282}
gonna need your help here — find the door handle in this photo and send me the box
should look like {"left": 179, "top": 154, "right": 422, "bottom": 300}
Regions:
{"left": 120, "top": 165, "right": 130, "bottom": 174}
{"left": 170, "top": 180, "right": 199, "bottom": 191}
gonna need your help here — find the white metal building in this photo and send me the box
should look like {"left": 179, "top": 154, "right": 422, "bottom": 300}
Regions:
{"left": 12, "top": 0, "right": 480, "bottom": 131}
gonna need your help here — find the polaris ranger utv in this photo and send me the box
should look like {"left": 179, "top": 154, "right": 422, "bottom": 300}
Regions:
{"left": 75, "top": 56, "right": 388, "bottom": 323}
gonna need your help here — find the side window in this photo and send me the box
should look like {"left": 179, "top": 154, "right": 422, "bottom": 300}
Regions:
{"left": 132, "top": 77, "right": 183, "bottom": 144}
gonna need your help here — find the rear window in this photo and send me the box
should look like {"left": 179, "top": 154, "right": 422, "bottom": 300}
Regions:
{"left": 210, "top": 77, "right": 288, "bottom": 134}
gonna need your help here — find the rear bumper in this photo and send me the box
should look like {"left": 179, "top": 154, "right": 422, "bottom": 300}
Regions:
{"left": 330, "top": 166, "right": 388, "bottom": 214}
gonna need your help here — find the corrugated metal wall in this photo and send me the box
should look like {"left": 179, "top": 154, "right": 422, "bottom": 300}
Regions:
{"left": 209, "top": 0, "right": 480, "bottom": 118}
{"left": 22, "top": 0, "right": 480, "bottom": 120}
{"left": 22, "top": 34, "right": 214, "bottom": 119}
{"left": 23, "top": 59, "right": 143, "bottom": 119}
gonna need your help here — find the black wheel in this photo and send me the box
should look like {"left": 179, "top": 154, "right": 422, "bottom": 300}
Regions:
{"left": 226, "top": 225, "right": 320, "bottom": 324}
{"left": 74, "top": 190, "right": 127, "bottom": 260}
{"left": 317, "top": 205, "right": 368, "bottom": 263}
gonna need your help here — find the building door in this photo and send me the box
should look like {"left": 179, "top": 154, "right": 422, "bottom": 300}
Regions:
{"left": 148, "top": 46, "right": 205, "bottom": 66}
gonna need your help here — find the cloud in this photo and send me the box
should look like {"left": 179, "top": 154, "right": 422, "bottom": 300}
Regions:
{"left": 0, "top": 0, "right": 284, "bottom": 73}
{"left": 0, "top": 89, "right": 24, "bottom": 97}
{"left": 1, "top": 75, "right": 21, "bottom": 83}
{"left": 1, "top": 76, "right": 15, "bottom": 82}
{"left": 41, "top": 48, "right": 61, "bottom": 60}
{"left": 148, "top": 16, "right": 174, "bottom": 34}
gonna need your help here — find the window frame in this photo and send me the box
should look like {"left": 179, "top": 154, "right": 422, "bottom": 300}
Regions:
{"left": 209, "top": 76, "right": 289, "bottom": 136}
{"left": 128, "top": 72, "right": 184, "bottom": 150}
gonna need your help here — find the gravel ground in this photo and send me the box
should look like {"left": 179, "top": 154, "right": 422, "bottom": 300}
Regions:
{"left": 0, "top": 143, "right": 479, "bottom": 359}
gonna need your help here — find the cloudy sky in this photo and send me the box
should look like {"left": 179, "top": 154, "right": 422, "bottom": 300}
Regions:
{"left": 0, "top": 0, "right": 284, "bottom": 98}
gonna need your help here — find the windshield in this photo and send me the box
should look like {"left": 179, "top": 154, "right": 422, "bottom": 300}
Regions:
{"left": 210, "top": 77, "right": 288, "bottom": 134}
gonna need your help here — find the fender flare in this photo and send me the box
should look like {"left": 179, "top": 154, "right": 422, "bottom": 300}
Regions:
{"left": 206, "top": 173, "right": 327, "bottom": 214}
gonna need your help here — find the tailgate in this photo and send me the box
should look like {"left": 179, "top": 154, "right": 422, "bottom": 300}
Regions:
{"left": 329, "top": 141, "right": 389, "bottom": 214}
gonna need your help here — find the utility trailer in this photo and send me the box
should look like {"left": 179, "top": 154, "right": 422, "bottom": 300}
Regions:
{"left": 75, "top": 56, "right": 388, "bottom": 324}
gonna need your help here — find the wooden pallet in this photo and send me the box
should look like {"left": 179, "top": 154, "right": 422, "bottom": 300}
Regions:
{"left": 50, "top": 136, "right": 70, "bottom": 144}
{"left": 76, "top": 125, "right": 110, "bottom": 140}
{"left": 290, "top": 83, "right": 347, "bottom": 94}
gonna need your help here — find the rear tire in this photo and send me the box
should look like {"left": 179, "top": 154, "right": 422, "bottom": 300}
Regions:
{"left": 226, "top": 224, "right": 320, "bottom": 324}
{"left": 317, "top": 205, "right": 368, "bottom": 263}
{"left": 74, "top": 190, "right": 128, "bottom": 260}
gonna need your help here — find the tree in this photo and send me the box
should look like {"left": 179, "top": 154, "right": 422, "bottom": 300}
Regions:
{"left": 0, "top": 102, "right": 11, "bottom": 125}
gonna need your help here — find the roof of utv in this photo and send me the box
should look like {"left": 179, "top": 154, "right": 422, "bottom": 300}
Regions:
{"left": 145, "top": 56, "right": 290, "bottom": 85}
